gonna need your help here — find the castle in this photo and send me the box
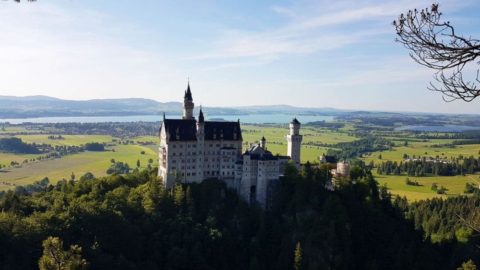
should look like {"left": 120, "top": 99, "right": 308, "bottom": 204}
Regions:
{"left": 158, "top": 83, "right": 303, "bottom": 206}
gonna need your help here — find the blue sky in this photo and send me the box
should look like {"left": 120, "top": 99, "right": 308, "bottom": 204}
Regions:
{"left": 0, "top": 0, "right": 479, "bottom": 113}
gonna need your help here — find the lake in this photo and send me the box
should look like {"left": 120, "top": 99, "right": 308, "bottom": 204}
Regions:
{"left": 0, "top": 114, "right": 334, "bottom": 124}
{"left": 395, "top": 125, "right": 480, "bottom": 132}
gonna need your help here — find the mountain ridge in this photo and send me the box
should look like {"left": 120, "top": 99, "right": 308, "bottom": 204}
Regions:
{"left": 0, "top": 95, "right": 345, "bottom": 119}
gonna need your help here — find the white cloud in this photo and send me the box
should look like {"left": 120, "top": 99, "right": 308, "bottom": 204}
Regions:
{"left": 194, "top": 0, "right": 475, "bottom": 63}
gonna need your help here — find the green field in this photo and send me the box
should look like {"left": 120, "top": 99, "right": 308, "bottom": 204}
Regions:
{"left": 361, "top": 137, "right": 480, "bottom": 201}
{"left": 0, "top": 135, "right": 157, "bottom": 191}
{"left": 17, "top": 134, "right": 115, "bottom": 146}
{"left": 375, "top": 173, "right": 478, "bottom": 201}
{"left": 363, "top": 143, "right": 480, "bottom": 164}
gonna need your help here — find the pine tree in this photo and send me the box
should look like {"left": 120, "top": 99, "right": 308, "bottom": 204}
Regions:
{"left": 38, "top": 237, "right": 88, "bottom": 270}
{"left": 294, "top": 241, "right": 302, "bottom": 270}
{"left": 457, "top": 260, "right": 477, "bottom": 270}
{"left": 173, "top": 184, "right": 185, "bottom": 206}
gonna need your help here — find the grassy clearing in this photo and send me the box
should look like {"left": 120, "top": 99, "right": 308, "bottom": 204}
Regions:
{"left": 362, "top": 137, "right": 480, "bottom": 201}
{"left": 133, "top": 136, "right": 159, "bottom": 142}
{"left": 13, "top": 134, "right": 115, "bottom": 146}
{"left": 362, "top": 143, "right": 480, "bottom": 164}
{"left": 0, "top": 144, "right": 157, "bottom": 191}
{"left": 375, "top": 173, "right": 477, "bottom": 201}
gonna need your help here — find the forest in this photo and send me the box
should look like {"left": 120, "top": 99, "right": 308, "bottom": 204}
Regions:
{"left": 0, "top": 164, "right": 477, "bottom": 270}
{"left": 0, "top": 137, "right": 40, "bottom": 154}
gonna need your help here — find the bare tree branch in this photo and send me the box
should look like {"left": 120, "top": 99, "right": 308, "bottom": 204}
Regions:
{"left": 394, "top": 3, "right": 480, "bottom": 102}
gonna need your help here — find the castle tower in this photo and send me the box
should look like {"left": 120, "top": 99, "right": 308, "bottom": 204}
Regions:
{"left": 260, "top": 136, "right": 266, "bottom": 149}
{"left": 196, "top": 108, "right": 205, "bottom": 182}
{"left": 183, "top": 82, "right": 194, "bottom": 120}
{"left": 287, "top": 118, "right": 302, "bottom": 167}
{"left": 336, "top": 161, "right": 350, "bottom": 177}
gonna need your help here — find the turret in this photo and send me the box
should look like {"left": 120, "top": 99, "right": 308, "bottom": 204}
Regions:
{"left": 195, "top": 107, "right": 205, "bottom": 182}
{"left": 197, "top": 107, "right": 205, "bottom": 134}
{"left": 287, "top": 118, "right": 302, "bottom": 167}
{"left": 183, "top": 82, "right": 194, "bottom": 120}
{"left": 289, "top": 117, "right": 300, "bottom": 135}
{"left": 260, "top": 136, "right": 266, "bottom": 149}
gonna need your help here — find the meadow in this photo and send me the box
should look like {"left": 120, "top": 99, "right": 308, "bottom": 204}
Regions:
{"left": 374, "top": 173, "right": 478, "bottom": 201}
{"left": 361, "top": 137, "right": 480, "bottom": 201}
{"left": 0, "top": 135, "right": 157, "bottom": 191}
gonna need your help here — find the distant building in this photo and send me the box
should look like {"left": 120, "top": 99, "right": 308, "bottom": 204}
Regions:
{"left": 319, "top": 154, "right": 337, "bottom": 164}
{"left": 336, "top": 161, "right": 350, "bottom": 177}
{"left": 330, "top": 161, "right": 351, "bottom": 189}
{"left": 287, "top": 118, "right": 303, "bottom": 168}
{"left": 158, "top": 83, "right": 301, "bottom": 206}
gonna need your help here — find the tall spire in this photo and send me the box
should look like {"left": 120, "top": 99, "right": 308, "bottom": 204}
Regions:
{"left": 182, "top": 80, "right": 194, "bottom": 120}
{"left": 198, "top": 106, "right": 204, "bottom": 123}
{"left": 184, "top": 81, "right": 193, "bottom": 101}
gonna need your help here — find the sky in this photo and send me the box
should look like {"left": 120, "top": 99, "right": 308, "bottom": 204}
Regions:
{"left": 0, "top": 0, "right": 479, "bottom": 114}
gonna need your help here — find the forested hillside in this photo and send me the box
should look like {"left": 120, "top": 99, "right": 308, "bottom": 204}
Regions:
{"left": 0, "top": 165, "right": 477, "bottom": 269}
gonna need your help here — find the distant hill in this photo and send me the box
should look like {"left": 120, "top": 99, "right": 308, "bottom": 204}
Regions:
{"left": 0, "top": 96, "right": 181, "bottom": 118}
{"left": 0, "top": 95, "right": 345, "bottom": 119}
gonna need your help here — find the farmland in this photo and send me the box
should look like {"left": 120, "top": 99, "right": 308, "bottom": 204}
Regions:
{"left": 0, "top": 134, "right": 157, "bottom": 191}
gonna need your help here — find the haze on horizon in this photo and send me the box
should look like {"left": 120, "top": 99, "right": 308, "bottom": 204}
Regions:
{"left": 0, "top": 0, "right": 479, "bottom": 114}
